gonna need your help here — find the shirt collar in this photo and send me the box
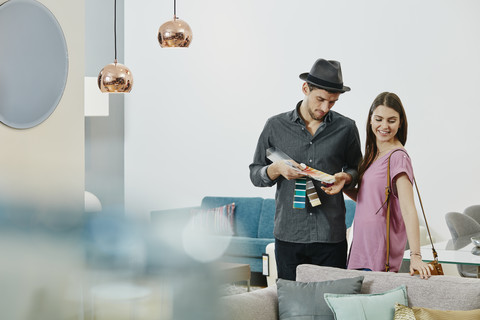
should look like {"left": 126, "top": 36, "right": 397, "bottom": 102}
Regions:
{"left": 291, "top": 101, "right": 302, "bottom": 123}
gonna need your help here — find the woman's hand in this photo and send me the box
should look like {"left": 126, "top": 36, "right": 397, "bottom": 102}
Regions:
{"left": 321, "top": 172, "right": 352, "bottom": 195}
{"left": 409, "top": 255, "right": 434, "bottom": 279}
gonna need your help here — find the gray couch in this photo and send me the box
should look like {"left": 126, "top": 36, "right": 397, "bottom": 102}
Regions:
{"left": 220, "top": 264, "right": 480, "bottom": 320}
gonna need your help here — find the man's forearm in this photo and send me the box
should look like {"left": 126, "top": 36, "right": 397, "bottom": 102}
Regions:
{"left": 266, "top": 163, "right": 281, "bottom": 181}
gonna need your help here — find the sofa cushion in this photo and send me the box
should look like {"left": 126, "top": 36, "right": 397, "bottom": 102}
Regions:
{"left": 201, "top": 197, "right": 263, "bottom": 238}
{"left": 277, "top": 276, "right": 364, "bottom": 320}
{"left": 394, "top": 303, "right": 480, "bottom": 320}
{"left": 258, "top": 199, "right": 275, "bottom": 238}
{"left": 324, "top": 285, "right": 407, "bottom": 320}
{"left": 220, "top": 286, "right": 279, "bottom": 320}
{"left": 221, "top": 236, "right": 274, "bottom": 258}
{"left": 219, "top": 256, "right": 264, "bottom": 273}
{"left": 296, "top": 264, "right": 480, "bottom": 311}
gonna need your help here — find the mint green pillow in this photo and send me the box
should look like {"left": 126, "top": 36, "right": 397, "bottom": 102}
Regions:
{"left": 324, "top": 285, "right": 408, "bottom": 320}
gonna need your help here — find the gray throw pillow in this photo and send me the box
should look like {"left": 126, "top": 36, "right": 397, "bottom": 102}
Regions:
{"left": 277, "top": 276, "right": 364, "bottom": 320}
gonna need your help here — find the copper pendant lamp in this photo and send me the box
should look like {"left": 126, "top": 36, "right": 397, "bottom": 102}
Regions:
{"left": 98, "top": 0, "right": 133, "bottom": 93}
{"left": 158, "top": 0, "right": 192, "bottom": 48}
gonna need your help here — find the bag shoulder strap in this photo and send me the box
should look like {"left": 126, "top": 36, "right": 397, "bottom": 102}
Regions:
{"left": 384, "top": 150, "right": 395, "bottom": 272}
{"left": 384, "top": 149, "right": 438, "bottom": 272}
{"left": 412, "top": 175, "right": 439, "bottom": 260}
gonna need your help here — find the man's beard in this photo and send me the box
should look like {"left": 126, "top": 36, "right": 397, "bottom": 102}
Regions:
{"left": 309, "top": 109, "right": 326, "bottom": 121}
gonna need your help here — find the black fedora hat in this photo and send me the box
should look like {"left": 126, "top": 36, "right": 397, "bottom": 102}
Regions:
{"left": 299, "top": 59, "right": 350, "bottom": 93}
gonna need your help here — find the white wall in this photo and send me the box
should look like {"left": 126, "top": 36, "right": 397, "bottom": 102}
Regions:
{"left": 85, "top": 0, "right": 126, "bottom": 214}
{"left": 0, "top": 0, "right": 84, "bottom": 223}
{"left": 125, "top": 0, "right": 480, "bottom": 241}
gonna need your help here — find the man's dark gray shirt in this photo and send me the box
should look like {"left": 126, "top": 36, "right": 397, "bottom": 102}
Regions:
{"left": 249, "top": 101, "right": 362, "bottom": 243}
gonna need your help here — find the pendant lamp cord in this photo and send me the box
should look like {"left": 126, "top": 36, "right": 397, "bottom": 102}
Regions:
{"left": 114, "top": 0, "right": 118, "bottom": 63}
{"left": 174, "top": 0, "right": 177, "bottom": 18}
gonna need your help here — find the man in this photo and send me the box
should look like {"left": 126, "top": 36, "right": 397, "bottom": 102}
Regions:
{"left": 249, "top": 58, "right": 362, "bottom": 280}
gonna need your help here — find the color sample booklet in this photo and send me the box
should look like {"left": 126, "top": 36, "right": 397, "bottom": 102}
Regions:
{"left": 266, "top": 147, "right": 335, "bottom": 184}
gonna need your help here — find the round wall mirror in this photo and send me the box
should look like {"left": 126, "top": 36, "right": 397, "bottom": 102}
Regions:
{"left": 0, "top": 0, "right": 68, "bottom": 129}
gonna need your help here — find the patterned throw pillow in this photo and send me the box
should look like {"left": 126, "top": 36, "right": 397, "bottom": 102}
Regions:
{"left": 394, "top": 303, "right": 480, "bottom": 320}
{"left": 394, "top": 303, "right": 415, "bottom": 320}
{"left": 190, "top": 203, "right": 235, "bottom": 235}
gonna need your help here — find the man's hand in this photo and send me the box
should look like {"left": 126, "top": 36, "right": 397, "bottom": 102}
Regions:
{"left": 267, "top": 160, "right": 306, "bottom": 181}
{"left": 321, "top": 172, "right": 352, "bottom": 195}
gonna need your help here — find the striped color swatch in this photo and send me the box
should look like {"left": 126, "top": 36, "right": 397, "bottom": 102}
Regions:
{"left": 306, "top": 179, "right": 321, "bottom": 207}
{"left": 293, "top": 177, "right": 307, "bottom": 209}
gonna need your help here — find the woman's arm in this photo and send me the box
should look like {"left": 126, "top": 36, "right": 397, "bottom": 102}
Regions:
{"left": 396, "top": 173, "right": 433, "bottom": 279}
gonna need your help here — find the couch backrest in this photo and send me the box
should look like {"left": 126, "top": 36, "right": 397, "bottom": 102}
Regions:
{"left": 255, "top": 198, "right": 355, "bottom": 238}
{"left": 258, "top": 198, "right": 275, "bottom": 239}
{"left": 296, "top": 264, "right": 480, "bottom": 311}
{"left": 200, "top": 197, "right": 356, "bottom": 239}
{"left": 345, "top": 199, "right": 356, "bottom": 229}
{"left": 201, "top": 197, "right": 264, "bottom": 238}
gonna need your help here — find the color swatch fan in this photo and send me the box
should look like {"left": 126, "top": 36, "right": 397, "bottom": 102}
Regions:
{"left": 266, "top": 147, "right": 335, "bottom": 184}
{"left": 300, "top": 166, "right": 335, "bottom": 184}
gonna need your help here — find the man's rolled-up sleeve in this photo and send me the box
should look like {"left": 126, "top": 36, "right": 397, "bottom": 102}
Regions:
{"left": 249, "top": 121, "right": 277, "bottom": 188}
{"left": 343, "top": 123, "right": 362, "bottom": 190}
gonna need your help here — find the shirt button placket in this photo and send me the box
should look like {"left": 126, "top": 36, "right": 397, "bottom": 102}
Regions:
{"left": 309, "top": 213, "right": 317, "bottom": 241}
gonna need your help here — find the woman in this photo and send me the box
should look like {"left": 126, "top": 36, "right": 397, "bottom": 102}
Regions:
{"left": 323, "top": 92, "right": 433, "bottom": 278}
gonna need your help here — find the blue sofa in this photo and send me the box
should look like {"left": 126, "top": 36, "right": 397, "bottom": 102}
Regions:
{"left": 200, "top": 196, "right": 276, "bottom": 273}
{"left": 151, "top": 196, "right": 356, "bottom": 273}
